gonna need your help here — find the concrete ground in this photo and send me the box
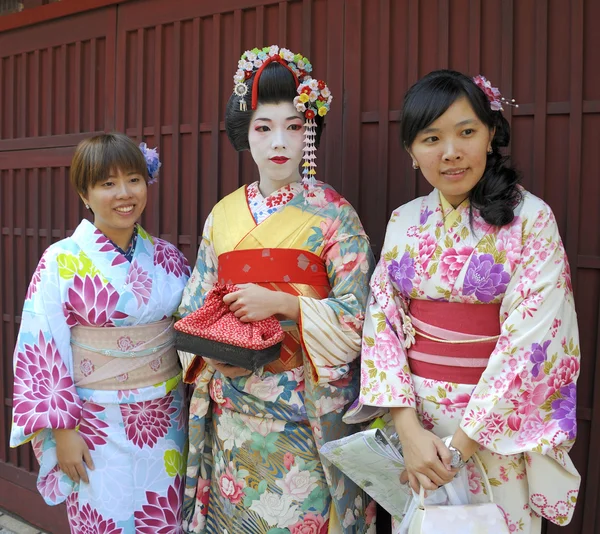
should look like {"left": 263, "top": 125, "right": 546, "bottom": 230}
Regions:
{"left": 0, "top": 510, "right": 49, "bottom": 534}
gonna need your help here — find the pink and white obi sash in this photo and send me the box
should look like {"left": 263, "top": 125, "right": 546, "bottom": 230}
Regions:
{"left": 406, "top": 300, "right": 501, "bottom": 385}
{"left": 71, "top": 319, "right": 180, "bottom": 390}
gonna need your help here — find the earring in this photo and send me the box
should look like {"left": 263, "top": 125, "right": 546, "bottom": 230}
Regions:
{"left": 412, "top": 162, "right": 419, "bottom": 170}
{"left": 85, "top": 204, "right": 90, "bottom": 210}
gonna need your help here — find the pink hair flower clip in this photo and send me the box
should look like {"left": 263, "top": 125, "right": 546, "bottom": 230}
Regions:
{"left": 139, "top": 142, "right": 161, "bottom": 184}
{"left": 472, "top": 75, "right": 518, "bottom": 111}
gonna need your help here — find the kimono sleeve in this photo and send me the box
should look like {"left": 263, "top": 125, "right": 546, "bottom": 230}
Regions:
{"left": 10, "top": 249, "right": 83, "bottom": 447}
{"left": 177, "top": 212, "right": 218, "bottom": 383}
{"left": 297, "top": 204, "right": 375, "bottom": 385}
{"left": 460, "top": 205, "right": 580, "bottom": 523}
{"left": 357, "top": 252, "right": 417, "bottom": 411}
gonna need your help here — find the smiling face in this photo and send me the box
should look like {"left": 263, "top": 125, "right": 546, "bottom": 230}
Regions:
{"left": 408, "top": 96, "right": 495, "bottom": 207}
{"left": 247, "top": 101, "right": 305, "bottom": 194}
{"left": 81, "top": 168, "right": 147, "bottom": 244}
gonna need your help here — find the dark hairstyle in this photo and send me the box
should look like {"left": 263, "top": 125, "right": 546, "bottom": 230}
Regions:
{"left": 70, "top": 132, "right": 149, "bottom": 196}
{"left": 225, "top": 62, "right": 324, "bottom": 151}
{"left": 400, "top": 69, "right": 521, "bottom": 227}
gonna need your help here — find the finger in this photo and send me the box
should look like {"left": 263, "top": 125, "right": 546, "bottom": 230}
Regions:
{"left": 75, "top": 462, "right": 89, "bottom": 484}
{"left": 66, "top": 466, "right": 80, "bottom": 484}
{"left": 238, "top": 314, "right": 253, "bottom": 323}
{"left": 83, "top": 448, "right": 95, "bottom": 471}
{"left": 415, "top": 472, "right": 438, "bottom": 491}
{"left": 422, "top": 467, "right": 447, "bottom": 487}
{"left": 435, "top": 440, "right": 453, "bottom": 470}
{"left": 408, "top": 472, "right": 420, "bottom": 494}
{"left": 233, "top": 308, "right": 246, "bottom": 318}
{"left": 399, "top": 470, "right": 409, "bottom": 485}
{"left": 222, "top": 291, "right": 241, "bottom": 304}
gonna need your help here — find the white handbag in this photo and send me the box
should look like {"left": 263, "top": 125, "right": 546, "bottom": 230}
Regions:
{"left": 407, "top": 453, "right": 510, "bottom": 534}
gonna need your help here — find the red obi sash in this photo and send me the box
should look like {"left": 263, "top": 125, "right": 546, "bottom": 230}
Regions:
{"left": 218, "top": 248, "right": 330, "bottom": 373}
{"left": 407, "top": 300, "right": 501, "bottom": 385}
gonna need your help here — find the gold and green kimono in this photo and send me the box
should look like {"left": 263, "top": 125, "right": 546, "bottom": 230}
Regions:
{"left": 178, "top": 181, "right": 376, "bottom": 533}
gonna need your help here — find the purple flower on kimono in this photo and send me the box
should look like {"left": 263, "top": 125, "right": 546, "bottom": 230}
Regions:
{"left": 551, "top": 382, "right": 577, "bottom": 439}
{"left": 65, "top": 274, "right": 128, "bottom": 327}
{"left": 154, "top": 238, "right": 190, "bottom": 278}
{"left": 420, "top": 206, "right": 433, "bottom": 225}
{"left": 463, "top": 253, "right": 510, "bottom": 303}
{"left": 26, "top": 253, "right": 47, "bottom": 300}
{"left": 388, "top": 252, "right": 416, "bottom": 296}
{"left": 530, "top": 340, "right": 551, "bottom": 378}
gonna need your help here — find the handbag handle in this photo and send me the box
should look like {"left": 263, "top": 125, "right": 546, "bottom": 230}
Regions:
{"left": 418, "top": 451, "right": 494, "bottom": 508}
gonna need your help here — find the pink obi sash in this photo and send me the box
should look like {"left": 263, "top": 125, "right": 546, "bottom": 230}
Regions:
{"left": 406, "top": 300, "right": 501, "bottom": 385}
{"left": 71, "top": 319, "right": 180, "bottom": 390}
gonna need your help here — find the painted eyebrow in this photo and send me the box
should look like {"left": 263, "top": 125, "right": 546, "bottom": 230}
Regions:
{"left": 253, "top": 116, "right": 303, "bottom": 122}
{"left": 420, "top": 119, "right": 478, "bottom": 134}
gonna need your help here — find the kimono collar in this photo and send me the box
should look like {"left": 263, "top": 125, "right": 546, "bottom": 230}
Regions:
{"left": 439, "top": 191, "right": 470, "bottom": 232}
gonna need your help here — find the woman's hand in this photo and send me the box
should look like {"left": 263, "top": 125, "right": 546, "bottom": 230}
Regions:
{"left": 53, "top": 428, "right": 94, "bottom": 484}
{"left": 392, "top": 407, "right": 456, "bottom": 492}
{"left": 223, "top": 284, "right": 299, "bottom": 323}
{"left": 203, "top": 357, "right": 252, "bottom": 379}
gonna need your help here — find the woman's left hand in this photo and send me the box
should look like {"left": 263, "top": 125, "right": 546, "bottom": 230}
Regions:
{"left": 223, "top": 283, "right": 299, "bottom": 322}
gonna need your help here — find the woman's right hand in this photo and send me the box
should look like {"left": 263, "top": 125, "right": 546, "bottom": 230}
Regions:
{"left": 392, "top": 407, "right": 456, "bottom": 492}
{"left": 53, "top": 428, "right": 94, "bottom": 484}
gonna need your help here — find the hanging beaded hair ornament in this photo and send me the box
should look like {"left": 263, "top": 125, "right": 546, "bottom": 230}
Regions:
{"left": 472, "top": 75, "right": 518, "bottom": 111}
{"left": 138, "top": 142, "right": 161, "bottom": 184}
{"left": 232, "top": 45, "right": 333, "bottom": 196}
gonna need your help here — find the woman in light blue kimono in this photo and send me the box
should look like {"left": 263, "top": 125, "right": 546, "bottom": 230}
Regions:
{"left": 10, "top": 133, "right": 190, "bottom": 533}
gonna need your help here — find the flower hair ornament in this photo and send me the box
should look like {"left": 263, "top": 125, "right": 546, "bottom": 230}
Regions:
{"left": 138, "top": 142, "right": 161, "bottom": 184}
{"left": 232, "top": 45, "right": 333, "bottom": 195}
{"left": 472, "top": 75, "right": 518, "bottom": 111}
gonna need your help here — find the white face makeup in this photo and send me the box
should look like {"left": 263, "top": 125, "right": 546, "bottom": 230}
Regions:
{"left": 248, "top": 101, "right": 305, "bottom": 196}
{"left": 409, "top": 96, "right": 495, "bottom": 207}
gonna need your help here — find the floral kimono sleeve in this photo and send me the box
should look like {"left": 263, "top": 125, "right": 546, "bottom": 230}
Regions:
{"left": 358, "top": 246, "right": 417, "bottom": 409}
{"left": 10, "top": 249, "right": 83, "bottom": 447}
{"left": 298, "top": 206, "right": 375, "bottom": 385}
{"left": 460, "top": 205, "right": 580, "bottom": 521}
{"left": 177, "top": 212, "right": 218, "bottom": 382}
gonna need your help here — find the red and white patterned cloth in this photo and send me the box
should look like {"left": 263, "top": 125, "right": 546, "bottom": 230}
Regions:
{"left": 247, "top": 181, "right": 303, "bottom": 224}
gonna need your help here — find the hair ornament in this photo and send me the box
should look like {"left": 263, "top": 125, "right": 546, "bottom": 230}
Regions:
{"left": 138, "top": 142, "right": 161, "bottom": 184}
{"left": 472, "top": 75, "right": 518, "bottom": 111}
{"left": 232, "top": 45, "right": 333, "bottom": 196}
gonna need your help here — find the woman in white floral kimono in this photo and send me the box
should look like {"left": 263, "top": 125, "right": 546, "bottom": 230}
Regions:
{"left": 10, "top": 133, "right": 190, "bottom": 533}
{"left": 345, "top": 70, "right": 580, "bottom": 533}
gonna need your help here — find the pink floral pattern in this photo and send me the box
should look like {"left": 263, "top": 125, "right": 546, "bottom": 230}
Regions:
{"left": 125, "top": 260, "right": 152, "bottom": 307}
{"left": 13, "top": 332, "right": 82, "bottom": 435}
{"left": 70, "top": 502, "right": 124, "bottom": 534}
{"left": 120, "top": 393, "right": 177, "bottom": 448}
{"left": 65, "top": 274, "right": 128, "bottom": 327}
{"left": 134, "top": 475, "right": 183, "bottom": 533}
{"left": 78, "top": 402, "right": 109, "bottom": 451}
{"left": 154, "top": 238, "right": 190, "bottom": 278}
{"left": 356, "top": 189, "right": 580, "bottom": 529}
{"left": 25, "top": 252, "right": 47, "bottom": 300}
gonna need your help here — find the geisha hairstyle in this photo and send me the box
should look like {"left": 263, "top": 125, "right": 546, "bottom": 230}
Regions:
{"left": 400, "top": 69, "right": 521, "bottom": 227}
{"left": 225, "top": 62, "right": 324, "bottom": 151}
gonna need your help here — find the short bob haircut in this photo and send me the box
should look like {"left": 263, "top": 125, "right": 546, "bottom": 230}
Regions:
{"left": 70, "top": 133, "right": 149, "bottom": 196}
{"left": 400, "top": 69, "right": 521, "bottom": 227}
{"left": 225, "top": 61, "right": 324, "bottom": 151}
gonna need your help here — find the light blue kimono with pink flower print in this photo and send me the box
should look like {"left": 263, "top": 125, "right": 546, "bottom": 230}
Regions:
{"left": 10, "top": 219, "right": 190, "bottom": 534}
{"left": 347, "top": 188, "right": 581, "bottom": 534}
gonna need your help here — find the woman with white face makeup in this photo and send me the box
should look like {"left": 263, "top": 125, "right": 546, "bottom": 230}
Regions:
{"left": 10, "top": 133, "right": 191, "bottom": 532}
{"left": 177, "top": 46, "right": 376, "bottom": 533}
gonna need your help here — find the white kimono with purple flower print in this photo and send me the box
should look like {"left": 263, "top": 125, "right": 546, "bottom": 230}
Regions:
{"left": 346, "top": 189, "right": 580, "bottom": 533}
{"left": 10, "top": 219, "right": 190, "bottom": 534}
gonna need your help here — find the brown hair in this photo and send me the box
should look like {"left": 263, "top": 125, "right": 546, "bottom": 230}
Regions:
{"left": 70, "top": 133, "right": 149, "bottom": 196}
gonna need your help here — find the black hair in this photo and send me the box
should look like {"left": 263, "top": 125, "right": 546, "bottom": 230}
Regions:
{"left": 400, "top": 69, "right": 521, "bottom": 227}
{"left": 225, "top": 61, "right": 324, "bottom": 151}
